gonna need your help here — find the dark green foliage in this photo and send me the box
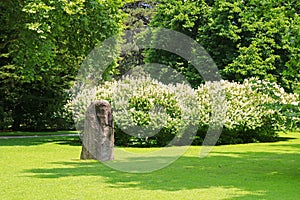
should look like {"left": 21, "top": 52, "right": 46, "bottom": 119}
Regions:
{"left": 118, "top": 0, "right": 158, "bottom": 76}
{"left": 216, "top": 0, "right": 300, "bottom": 93}
{"left": 147, "top": 0, "right": 300, "bottom": 92}
{"left": 145, "top": 0, "right": 210, "bottom": 88}
{"left": 0, "top": 0, "right": 123, "bottom": 130}
{"left": 194, "top": 127, "right": 278, "bottom": 145}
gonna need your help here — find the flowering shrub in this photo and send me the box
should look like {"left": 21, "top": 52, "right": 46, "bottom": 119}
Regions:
{"left": 249, "top": 79, "right": 299, "bottom": 130}
{"left": 66, "top": 86, "right": 98, "bottom": 132}
{"left": 195, "top": 78, "right": 299, "bottom": 144}
{"left": 96, "top": 74, "right": 199, "bottom": 146}
{"left": 68, "top": 75, "right": 299, "bottom": 146}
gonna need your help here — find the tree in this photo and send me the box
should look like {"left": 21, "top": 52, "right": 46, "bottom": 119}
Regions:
{"left": 0, "top": 0, "right": 124, "bottom": 130}
{"left": 146, "top": 0, "right": 300, "bottom": 92}
{"left": 118, "top": 0, "right": 158, "bottom": 76}
{"left": 145, "top": 0, "right": 210, "bottom": 88}
{"left": 205, "top": 0, "right": 300, "bottom": 93}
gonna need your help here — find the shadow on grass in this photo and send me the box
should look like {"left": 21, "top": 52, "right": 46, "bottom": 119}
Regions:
{"left": 0, "top": 134, "right": 296, "bottom": 147}
{"left": 0, "top": 136, "right": 81, "bottom": 147}
{"left": 273, "top": 136, "right": 297, "bottom": 142}
{"left": 24, "top": 149, "right": 300, "bottom": 199}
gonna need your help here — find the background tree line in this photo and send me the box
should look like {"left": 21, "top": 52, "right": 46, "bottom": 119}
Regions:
{"left": 0, "top": 0, "right": 299, "bottom": 131}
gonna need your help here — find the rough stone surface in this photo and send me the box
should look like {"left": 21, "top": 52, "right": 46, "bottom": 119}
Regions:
{"left": 80, "top": 100, "right": 114, "bottom": 161}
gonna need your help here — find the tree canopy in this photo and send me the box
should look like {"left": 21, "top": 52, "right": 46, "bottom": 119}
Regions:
{"left": 0, "top": 0, "right": 123, "bottom": 130}
{"left": 147, "top": 0, "right": 300, "bottom": 92}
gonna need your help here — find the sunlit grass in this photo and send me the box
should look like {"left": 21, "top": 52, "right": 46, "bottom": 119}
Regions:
{"left": 0, "top": 132, "right": 299, "bottom": 199}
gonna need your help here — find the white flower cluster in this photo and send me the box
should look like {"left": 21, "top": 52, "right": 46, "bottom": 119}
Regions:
{"left": 66, "top": 84, "right": 99, "bottom": 131}
{"left": 67, "top": 75, "right": 299, "bottom": 139}
{"left": 96, "top": 74, "right": 199, "bottom": 138}
{"left": 197, "top": 78, "right": 299, "bottom": 132}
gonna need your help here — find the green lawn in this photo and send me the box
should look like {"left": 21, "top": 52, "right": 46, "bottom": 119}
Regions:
{"left": 0, "top": 132, "right": 299, "bottom": 200}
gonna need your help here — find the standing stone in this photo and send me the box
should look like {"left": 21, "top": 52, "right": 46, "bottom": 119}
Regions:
{"left": 80, "top": 100, "right": 114, "bottom": 161}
